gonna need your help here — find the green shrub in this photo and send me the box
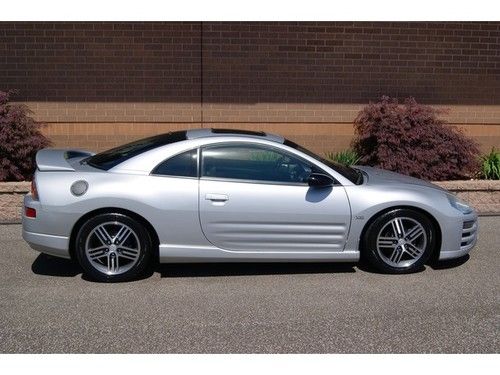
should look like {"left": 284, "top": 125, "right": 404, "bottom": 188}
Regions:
{"left": 480, "top": 148, "right": 500, "bottom": 180}
{"left": 325, "top": 149, "right": 360, "bottom": 166}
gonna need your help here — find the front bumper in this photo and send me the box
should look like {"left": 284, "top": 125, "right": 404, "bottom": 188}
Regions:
{"left": 438, "top": 212, "right": 478, "bottom": 261}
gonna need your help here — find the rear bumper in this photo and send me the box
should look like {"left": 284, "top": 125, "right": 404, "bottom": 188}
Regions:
{"left": 22, "top": 194, "right": 71, "bottom": 259}
{"left": 22, "top": 229, "right": 71, "bottom": 259}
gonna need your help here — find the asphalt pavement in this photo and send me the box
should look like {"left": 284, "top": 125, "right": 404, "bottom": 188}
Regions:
{"left": 0, "top": 218, "right": 498, "bottom": 353}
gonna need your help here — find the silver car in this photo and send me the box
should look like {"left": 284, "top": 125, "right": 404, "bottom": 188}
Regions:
{"left": 22, "top": 129, "right": 478, "bottom": 282}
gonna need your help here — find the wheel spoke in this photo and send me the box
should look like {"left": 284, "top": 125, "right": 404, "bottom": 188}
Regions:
{"left": 114, "top": 225, "right": 132, "bottom": 245}
{"left": 118, "top": 252, "right": 137, "bottom": 261}
{"left": 405, "top": 225, "right": 424, "bottom": 244}
{"left": 88, "top": 245, "right": 107, "bottom": 253}
{"left": 107, "top": 254, "right": 119, "bottom": 273}
{"left": 119, "top": 246, "right": 139, "bottom": 261}
{"left": 89, "top": 248, "right": 107, "bottom": 260}
{"left": 405, "top": 243, "right": 424, "bottom": 259}
{"left": 95, "top": 225, "right": 113, "bottom": 245}
{"left": 389, "top": 247, "right": 404, "bottom": 264}
{"left": 118, "top": 245, "right": 138, "bottom": 254}
{"left": 377, "top": 236, "right": 397, "bottom": 248}
{"left": 392, "top": 218, "right": 405, "bottom": 237}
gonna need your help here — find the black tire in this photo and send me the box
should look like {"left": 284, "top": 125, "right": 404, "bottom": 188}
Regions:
{"left": 75, "top": 212, "right": 153, "bottom": 282}
{"left": 362, "top": 208, "right": 436, "bottom": 274}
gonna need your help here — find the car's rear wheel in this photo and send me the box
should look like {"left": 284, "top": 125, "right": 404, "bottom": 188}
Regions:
{"left": 75, "top": 213, "right": 152, "bottom": 282}
{"left": 362, "top": 208, "right": 436, "bottom": 274}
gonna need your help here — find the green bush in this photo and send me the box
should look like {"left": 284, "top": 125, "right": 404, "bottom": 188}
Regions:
{"left": 325, "top": 149, "right": 360, "bottom": 166}
{"left": 480, "top": 148, "right": 500, "bottom": 180}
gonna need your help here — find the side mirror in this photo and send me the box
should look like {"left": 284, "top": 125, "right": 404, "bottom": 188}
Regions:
{"left": 308, "top": 173, "right": 334, "bottom": 187}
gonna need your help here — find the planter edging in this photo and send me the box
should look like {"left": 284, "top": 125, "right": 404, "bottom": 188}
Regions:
{"left": 0, "top": 180, "right": 499, "bottom": 223}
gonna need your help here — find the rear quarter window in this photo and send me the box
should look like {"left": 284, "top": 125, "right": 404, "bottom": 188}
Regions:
{"left": 152, "top": 149, "right": 198, "bottom": 178}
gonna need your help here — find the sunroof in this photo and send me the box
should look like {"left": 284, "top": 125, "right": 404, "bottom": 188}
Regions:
{"left": 211, "top": 129, "right": 266, "bottom": 136}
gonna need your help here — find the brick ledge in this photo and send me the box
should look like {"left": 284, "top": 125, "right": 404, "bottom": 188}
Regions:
{"left": 2, "top": 179, "right": 499, "bottom": 192}
{"left": 434, "top": 180, "right": 500, "bottom": 191}
{"left": 0, "top": 180, "right": 499, "bottom": 223}
{"left": 0, "top": 181, "right": 31, "bottom": 193}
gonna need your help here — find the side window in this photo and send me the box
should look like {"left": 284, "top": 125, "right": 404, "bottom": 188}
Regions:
{"left": 152, "top": 149, "right": 198, "bottom": 178}
{"left": 201, "top": 144, "right": 313, "bottom": 184}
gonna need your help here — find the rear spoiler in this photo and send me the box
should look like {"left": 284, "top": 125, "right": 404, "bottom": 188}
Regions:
{"left": 35, "top": 149, "right": 95, "bottom": 171}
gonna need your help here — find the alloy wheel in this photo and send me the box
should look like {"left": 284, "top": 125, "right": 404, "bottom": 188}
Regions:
{"left": 84, "top": 221, "right": 141, "bottom": 275}
{"left": 376, "top": 217, "right": 428, "bottom": 268}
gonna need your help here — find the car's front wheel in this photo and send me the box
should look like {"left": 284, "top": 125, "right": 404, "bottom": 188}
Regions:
{"left": 362, "top": 208, "right": 436, "bottom": 274}
{"left": 75, "top": 212, "right": 153, "bottom": 282}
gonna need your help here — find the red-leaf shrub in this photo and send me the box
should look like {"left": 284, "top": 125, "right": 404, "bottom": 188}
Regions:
{"left": 352, "top": 96, "right": 480, "bottom": 181}
{"left": 0, "top": 90, "right": 51, "bottom": 181}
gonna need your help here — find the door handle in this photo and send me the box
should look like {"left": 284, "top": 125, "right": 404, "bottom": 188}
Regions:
{"left": 205, "top": 193, "right": 229, "bottom": 202}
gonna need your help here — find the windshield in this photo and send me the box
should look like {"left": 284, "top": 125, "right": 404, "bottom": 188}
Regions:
{"left": 283, "top": 140, "right": 363, "bottom": 185}
{"left": 86, "top": 131, "right": 187, "bottom": 170}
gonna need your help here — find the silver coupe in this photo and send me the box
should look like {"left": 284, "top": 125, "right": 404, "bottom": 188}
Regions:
{"left": 22, "top": 129, "right": 478, "bottom": 281}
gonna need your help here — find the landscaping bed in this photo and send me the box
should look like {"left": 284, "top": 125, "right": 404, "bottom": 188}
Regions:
{"left": 1, "top": 180, "right": 498, "bottom": 224}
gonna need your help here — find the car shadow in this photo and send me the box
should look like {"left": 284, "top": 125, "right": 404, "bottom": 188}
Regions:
{"left": 157, "top": 262, "right": 357, "bottom": 278}
{"left": 31, "top": 254, "right": 358, "bottom": 280}
{"left": 31, "top": 253, "right": 155, "bottom": 282}
{"left": 429, "top": 254, "right": 470, "bottom": 270}
{"left": 355, "top": 261, "right": 427, "bottom": 274}
{"left": 30, "top": 252, "right": 471, "bottom": 281}
{"left": 31, "top": 253, "right": 82, "bottom": 277}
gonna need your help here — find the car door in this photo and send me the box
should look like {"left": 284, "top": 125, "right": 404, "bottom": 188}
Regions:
{"left": 198, "top": 142, "right": 351, "bottom": 252}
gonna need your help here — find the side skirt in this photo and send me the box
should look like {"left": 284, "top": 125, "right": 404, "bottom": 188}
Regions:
{"left": 159, "top": 244, "right": 360, "bottom": 263}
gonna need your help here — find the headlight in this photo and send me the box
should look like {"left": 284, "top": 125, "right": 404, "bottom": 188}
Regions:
{"left": 447, "top": 194, "right": 473, "bottom": 215}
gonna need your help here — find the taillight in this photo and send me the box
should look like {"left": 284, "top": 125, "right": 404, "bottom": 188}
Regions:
{"left": 25, "top": 207, "right": 36, "bottom": 218}
{"left": 31, "top": 178, "right": 39, "bottom": 200}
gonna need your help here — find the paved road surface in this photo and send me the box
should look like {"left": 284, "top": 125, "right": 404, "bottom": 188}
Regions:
{"left": 0, "top": 218, "right": 498, "bottom": 353}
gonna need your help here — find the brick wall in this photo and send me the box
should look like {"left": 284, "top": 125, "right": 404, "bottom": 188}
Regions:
{"left": 1, "top": 22, "right": 499, "bottom": 153}
{"left": 202, "top": 22, "right": 499, "bottom": 117}
{"left": 0, "top": 22, "right": 201, "bottom": 104}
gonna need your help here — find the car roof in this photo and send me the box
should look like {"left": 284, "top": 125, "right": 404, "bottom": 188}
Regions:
{"left": 187, "top": 128, "right": 285, "bottom": 144}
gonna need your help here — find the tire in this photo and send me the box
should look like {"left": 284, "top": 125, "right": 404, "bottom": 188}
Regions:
{"left": 362, "top": 208, "right": 436, "bottom": 274}
{"left": 75, "top": 212, "right": 153, "bottom": 282}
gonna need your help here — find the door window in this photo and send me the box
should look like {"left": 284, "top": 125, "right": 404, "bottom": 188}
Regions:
{"left": 201, "top": 144, "right": 314, "bottom": 184}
